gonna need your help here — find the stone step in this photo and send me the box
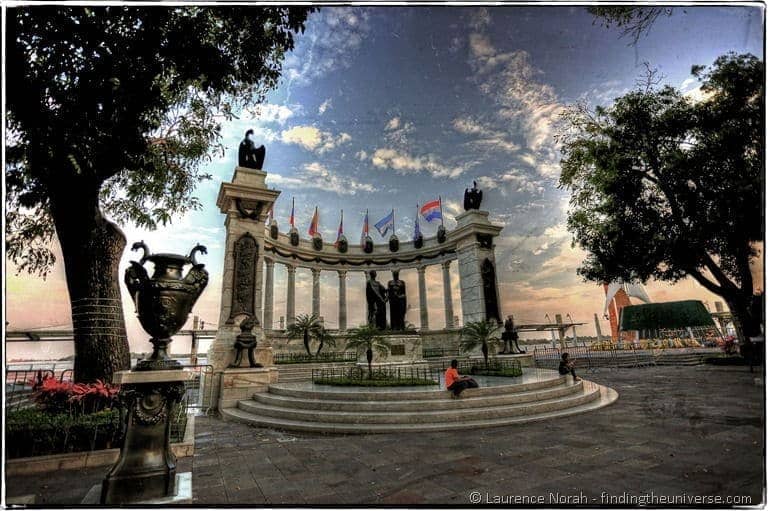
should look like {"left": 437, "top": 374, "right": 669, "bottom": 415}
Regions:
{"left": 267, "top": 373, "right": 569, "bottom": 401}
{"left": 221, "top": 384, "right": 618, "bottom": 434}
{"left": 239, "top": 385, "right": 600, "bottom": 424}
{"left": 252, "top": 380, "right": 584, "bottom": 412}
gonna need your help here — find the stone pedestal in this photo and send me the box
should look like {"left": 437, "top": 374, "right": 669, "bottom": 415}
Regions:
{"left": 453, "top": 210, "right": 503, "bottom": 325}
{"left": 100, "top": 370, "right": 194, "bottom": 505}
{"left": 358, "top": 334, "right": 427, "bottom": 368}
{"left": 218, "top": 367, "right": 279, "bottom": 409}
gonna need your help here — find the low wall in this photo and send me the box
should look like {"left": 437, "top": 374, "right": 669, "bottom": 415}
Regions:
{"left": 264, "top": 328, "right": 462, "bottom": 353}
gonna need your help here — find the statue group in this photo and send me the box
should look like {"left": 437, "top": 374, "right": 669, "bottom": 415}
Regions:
{"left": 366, "top": 270, "right": 407, "bottom": 331}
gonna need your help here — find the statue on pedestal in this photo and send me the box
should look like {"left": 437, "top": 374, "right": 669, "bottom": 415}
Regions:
{"left": 238, "top": 129, "right": 266, "bottom": 170}
{"left": 463, "top": 180, "right": 483, "bottom": 210}
{"left": 501, "top": 315, "right": 525, "bottom": 354}
{"left": 388, "top": 270, "right": 407, "bottom": 331}
{"left": 366, "top": 271, "right": 388, "bottom": 330}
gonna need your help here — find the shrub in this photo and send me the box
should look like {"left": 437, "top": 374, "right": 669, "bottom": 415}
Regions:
{"left": 5, "top": 408, "right": 123, "bottom": 459}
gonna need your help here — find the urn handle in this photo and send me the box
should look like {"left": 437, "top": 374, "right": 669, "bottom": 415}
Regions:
{"left": 188, "top": 244, "right": 207, "bottom": 266}
{"left": 131, "top": 241, "right": 151, "bottom": 264}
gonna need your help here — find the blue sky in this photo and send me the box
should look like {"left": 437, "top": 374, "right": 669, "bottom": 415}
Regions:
{"left": 7, "top": 5, "right": 764, "bottom": 357}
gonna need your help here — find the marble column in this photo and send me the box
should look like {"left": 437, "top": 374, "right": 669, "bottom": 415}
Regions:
{"left": 338, "top": 270, "right": 347, "bottom": 332}
{"left": 263, "top": 259, "right": 274, "bottom": 330}
{"left": 311, "top": 268, "right": 321, "bottom": 318}
{"left": 417, "top": 265, "right": 429, "bottom": 331}
{"left": 286, "top": 265, "right": 296, "bottom": 327}
{"left": 442, "top": 261, "right": 455, "bottom": 329}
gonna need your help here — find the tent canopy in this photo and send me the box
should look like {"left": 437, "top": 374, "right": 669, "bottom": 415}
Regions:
{"left": 619, "top": 300, "right": 714, "bottom": 331}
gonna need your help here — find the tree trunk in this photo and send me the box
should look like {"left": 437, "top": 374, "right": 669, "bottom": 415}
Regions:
{"left": 366, "top": 348, "right": 373, "bottom": 379}
{"left": 725, "top": 293, "right": 764, "bottom": 358}
{"left": 303, "top": 330, "right": 311, "bottom": 356}
{"left": 482, "top": 342, "right": 489, "bottom": 368}
{"left": 51, "top": 194, "right": 131, "bottom": 383}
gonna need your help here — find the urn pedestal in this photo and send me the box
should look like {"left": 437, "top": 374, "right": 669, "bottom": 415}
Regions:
{"left": 99, "top": 370, "right": 194, "bottom": 505}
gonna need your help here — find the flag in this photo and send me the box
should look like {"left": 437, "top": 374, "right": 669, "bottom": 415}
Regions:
{"left": 308, "top": 206, "right": 319, "bottom": 236}
{"left": 420, "top": 198, "right": 442, "bottom": 223}
{"left": 374, "top": 209, "right": 394, "bottom": 237}
{"left": 289, "top": 198, "right": 295, "bottom": 227}
{"left": 334, "top": 210, "right": 344, "bottom": 247}
{"left": 360, "top": 209, "right": 370, "bottom": 246}
{"left": 413, "top": 204, "right": 422, "bottom": 240}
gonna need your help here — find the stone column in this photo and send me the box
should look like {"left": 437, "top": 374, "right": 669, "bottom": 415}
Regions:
{"left": 442, "top": 261, "right": 454, "bottom": 329}
{"left": 286, "top": 265, "right": 296, "bottom": 327}
{"left": 263, "top": 259, "right": 275, "bottom": 331}
{"left": 338, "top": 270, "right": 347, "bottom": 332}
{"left": 417, "top": 265, "right": 429, "bottom": 330}
{"left": 312, "top": 268, "right": 321, "bottom": 318}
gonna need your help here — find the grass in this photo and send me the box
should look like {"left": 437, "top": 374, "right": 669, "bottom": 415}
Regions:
{"left": 468, "top": 367, "right": 523, "bottom": 377}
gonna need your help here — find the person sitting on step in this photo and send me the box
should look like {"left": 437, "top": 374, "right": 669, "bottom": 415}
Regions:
{"left": 558, "top": 352, "right": 581, "bottom": 382}
{"left": 445, "top": 359, "right": 477, "bottom": 397}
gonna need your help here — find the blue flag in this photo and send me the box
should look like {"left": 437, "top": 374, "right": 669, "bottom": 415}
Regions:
{"left": 374, "top": 209, "right": 394, "bottom": 237}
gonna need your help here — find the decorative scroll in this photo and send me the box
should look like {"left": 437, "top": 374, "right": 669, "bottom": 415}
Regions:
{"left": 481, "top": 258, "right": 501, "bottom": 323}
{"left": 264, "top": 245, "right": 455, "bottom": 266}
{"left": 229, "top": 233, "right": 258, "bottom": 322}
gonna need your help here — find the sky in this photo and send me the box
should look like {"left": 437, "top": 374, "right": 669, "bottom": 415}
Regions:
{"left": 5, "top": 5, "right": 765, "bottom": 359}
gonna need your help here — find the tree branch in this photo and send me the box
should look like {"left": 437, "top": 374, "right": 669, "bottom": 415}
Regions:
{"left": 687, "top": 267, "right": 725, "bottom": 296}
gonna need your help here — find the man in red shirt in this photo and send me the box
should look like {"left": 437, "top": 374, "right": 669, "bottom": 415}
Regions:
{"left": 445, "top": 359, "right": 475, "bottom": 397}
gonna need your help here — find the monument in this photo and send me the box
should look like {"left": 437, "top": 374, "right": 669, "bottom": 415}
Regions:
{"left": 366, "top": 270, "right": 388, "bottom": 330}
{"left": 388, "top": 270, "right": 407, "bottom": 331}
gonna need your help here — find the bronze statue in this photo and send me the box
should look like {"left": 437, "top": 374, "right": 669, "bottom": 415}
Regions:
{"left": 230, "top": 315, "right": 262, "bottom": 368}
{"left": 481, "top": 258, "right": 501, "bottom": 323}
{"left": 366, "top": 271, "right": 388, "bottom": 330}
{"left": 238, "top": 129, "right": 266, "bottom": 170}
{"left": 501, "top": 315, "right": 525, "bottom": 354}
{"left": 387, "top": 270, "right": 407, "bottom": 331}
{"left": 463, "top": 180, "right": 483, "bottom": 210}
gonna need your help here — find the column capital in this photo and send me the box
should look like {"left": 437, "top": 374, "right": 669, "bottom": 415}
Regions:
{"left": 265, "top": 258, "right": 275, "bottom": 267}
{"left": 311, "top": 267, "right": 322, "bottom": 277}
{"left": 286, "top": 264, "right": 297, "bottom": 274}
{"left": 337, "top": 269, "right": 347, "bottom": 278}
{"left": 416, "top": 265, "right": 427, "bottom": 274}
{"left": 441, "top": 260, "right": 452, "bottom": 270}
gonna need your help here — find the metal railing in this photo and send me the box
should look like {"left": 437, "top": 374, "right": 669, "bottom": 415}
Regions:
{"left": 177, "top": 364, "right": 215, "bottom": 415}
{"left": 274, "top": 351, "right": 357, "bottom": 364}
{"left": 454, "top": 358, "right": 523, "bottom": 377}
{"left": 5, "top": 369, "right": 55, "bottom": 411}
{"left": 312, "top": 366, "right": 441, "bottom": 386}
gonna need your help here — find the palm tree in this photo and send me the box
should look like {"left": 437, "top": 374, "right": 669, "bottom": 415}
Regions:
{"left": 286, "top": 313, "right": 323, "bottom": 356}
{"left": 344, "top": 324, "right": 392, "bottom": 378}
{"left": 314, "top": 327, "right": 337, "bottom": 357}
{"left": 460, "top": 320, "right": 502, "bottom": 368}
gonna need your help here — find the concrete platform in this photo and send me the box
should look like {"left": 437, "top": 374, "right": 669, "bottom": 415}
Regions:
{"left": 220, "top": 368, "right": 617, "bottom": 433}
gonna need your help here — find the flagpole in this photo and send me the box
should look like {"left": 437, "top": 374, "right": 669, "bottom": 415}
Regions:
{"left": 393, "top": 208, "right": 395, "bottom": 236}
{"left": 439, "top": 196, "right": 444, "bottom": 226}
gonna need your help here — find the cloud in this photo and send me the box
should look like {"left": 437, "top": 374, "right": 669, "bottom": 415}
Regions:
{"left": 355, "top": 150, "right": 368, "bottom": 161}
{"left": 384, "top": 116, "right": 415, "bottom": 146}
{"left": 385, "top": 117, "right": 401, "bottom": 130}
{"left": 266, "top": 162, "right": 374, "bottom": 196}
{"left": 282, "top": 8, "right": 372, "bottom": 97}
{"left": 280, "top": 125, "right": 352, "bottom": 153}
{"left": 318, "top": 98, "right": 332, "bottom": 115}
{"left": 371, "top": 148, "right": 468, "bottom": 179}
{"left": 452, "top": 116, "right": 520, "bottom": 154}
{"left": 255, "top": 103, "right": 295, "bottom": 125}
{"left": 467, "top": 34, "right": 565, "bottom": 177}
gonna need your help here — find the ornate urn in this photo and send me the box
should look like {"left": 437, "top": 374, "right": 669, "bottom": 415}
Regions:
{"left": 124, "top": 241, "right": 209, "bottom": 371}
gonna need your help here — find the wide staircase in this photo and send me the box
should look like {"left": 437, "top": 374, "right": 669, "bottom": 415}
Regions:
{"left": 221, "top": 370, "right": 617, "bottom": 434}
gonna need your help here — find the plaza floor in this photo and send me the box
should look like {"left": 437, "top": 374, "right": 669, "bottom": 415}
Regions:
{"left": 5, "top": 365, "right": 765, "bottom": 506}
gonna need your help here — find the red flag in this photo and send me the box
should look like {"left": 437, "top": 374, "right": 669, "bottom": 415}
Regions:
{"left": 308, "top": 206, "right": 319, "bottom": 236}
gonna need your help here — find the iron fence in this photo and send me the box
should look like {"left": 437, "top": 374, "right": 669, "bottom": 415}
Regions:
{"left": 312, "top": 366, "right": 442, "bottom": 386}
{"left": 454, "top": 358, "right": 523, "bottom": 377}
{"left": 5, "top": 369, "right": 55, "bottom": 411}
{"left": 274, "top": 351, "right": 358, "bottom": 364}
{"left": 177, "top": 364, "right": 215, "bottom": 415}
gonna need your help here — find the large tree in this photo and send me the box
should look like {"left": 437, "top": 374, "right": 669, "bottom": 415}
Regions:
{"left": 6, "top": 6, "right": 313, "bottom": 382}
{"left": 559, "top": 53, "right": 763, "bottom": 348}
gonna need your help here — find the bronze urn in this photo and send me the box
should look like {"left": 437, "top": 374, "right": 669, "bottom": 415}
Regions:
{"left": 124, "top": 241, "right": 209, "bottom": 370}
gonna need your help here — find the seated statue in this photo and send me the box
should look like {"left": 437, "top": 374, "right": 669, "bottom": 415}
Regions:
{"left": 463, "top": 180, "right": 483, "bottom": 210}
{"left": 238, "top": 129, "right": 266, "bottom": 170}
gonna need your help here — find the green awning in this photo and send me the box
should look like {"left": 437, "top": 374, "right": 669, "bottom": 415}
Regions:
{"left": 619, "top": 300, "right": 714, "bottom": 331}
